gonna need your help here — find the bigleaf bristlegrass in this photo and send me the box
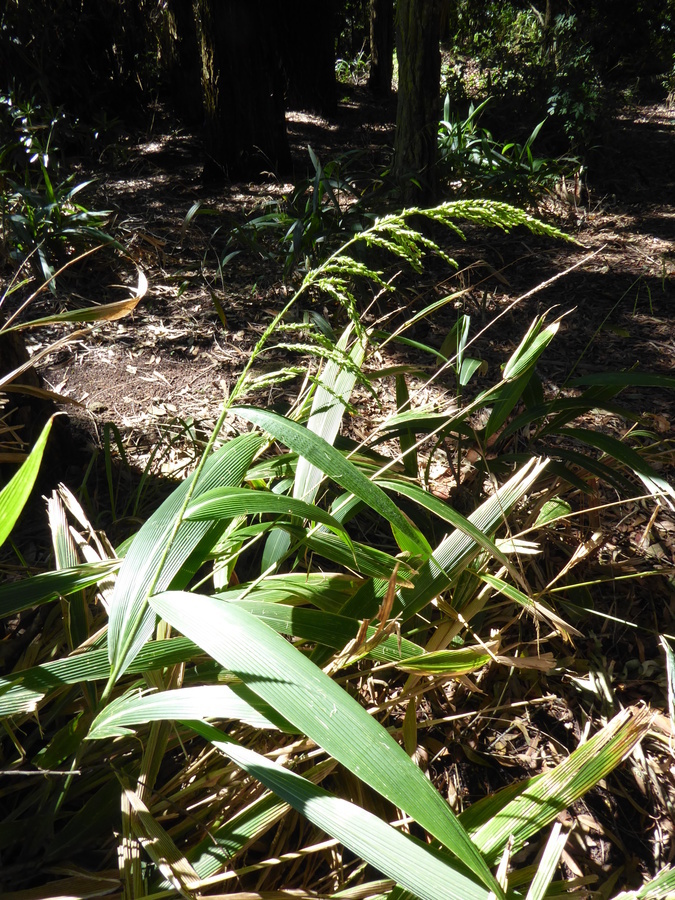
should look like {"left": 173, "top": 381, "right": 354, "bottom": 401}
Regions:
{"left": 0, "top": 199, "right": 670, "bottom": 900}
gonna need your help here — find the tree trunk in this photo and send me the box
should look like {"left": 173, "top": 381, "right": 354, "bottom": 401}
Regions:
{"left": 280, "top": 1, "right": 337, "bottom": 114}
{"left": 368, "top": 0, "right": 394, "bottom": 96}
{"left": 393, "top": 0, "right": 442, "bottom": 203}
{"left": 194, "top": 0, "right": 291, "bottom": 181}
{"left": 163, "top": 0, "right": 202, "bottom": 124}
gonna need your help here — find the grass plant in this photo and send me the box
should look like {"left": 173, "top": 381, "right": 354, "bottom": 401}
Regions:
{"left": 229, "top": 146, "right": 376, "bottom": 276}
{"left": 0, "top": 200, "right": 673, "bottom": 899}
{"left": 437, "top": 95, "right": 579, "bottom": 199}
{"left": 335, "top": 48, "right": 370, "bottom": 85}
{"left": 0, "top": 94, "right": 115, "bottom": 287}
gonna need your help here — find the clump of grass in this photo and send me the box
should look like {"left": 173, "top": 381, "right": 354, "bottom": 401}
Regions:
{"left": 437, "top": 95, "right": 580, "bottom": 200}
{"left": 0, "top": 200, "right": 673, "bottom": 899}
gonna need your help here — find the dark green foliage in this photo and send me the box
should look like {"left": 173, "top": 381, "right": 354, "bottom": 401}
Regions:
{"left": 0, "top": 0, "right": 159, "bottom": 118}
{"left": 578, "top": 0, "right": 675, "bottom": 74}
{"left": 444, "top": 1, "right": 675, "bottom": 152}
{"left": 228, "top": 147, "right": 377, "bottom": 275}
{"left": 335, "top": 0, "right": 371, "bottom": 59}
{"left": 437, "top": 95, "right": 579, "bottom": 199}
{"left": 0, "top": 95, "right": 113, "bottom": 285}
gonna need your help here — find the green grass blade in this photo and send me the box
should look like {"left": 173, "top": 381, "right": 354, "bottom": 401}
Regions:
{"left": 47, "top": 492, "right": 89, "bottom": 651}
{"left": 396, "top": 458, "right": 548, "bottom": 621}
{"left": 186, "top": 721, "right": 492, "bottom": 900}
{"left": 147, "top": 590, "right": 502, "bottom": 895}
{"left": 219, "top": 571, "right": 358, "bottom": 612}
{"left": 88, "top": 685, "right": 297, "bottom": 736}
{"left": 464, "top": 706, "right": 650, "bottom": 864}
{"left": 524, "top": 822, "right": 568, "bottom": 900}
{"left": 0, "top": 559, "right": 119, "bottom": 619}
{"left": 233, "top": 406, "right": 429, "bottom": 555}
{"left": 376, "top": 477, "right": 513, "bottom": 570}
{"left": 502, "top": 317, "right": 559, "bottom": 381}
{"left": 482, "top": 317, "right": 559, "bottom": 439}
{"left": 228, "top": 599, "right": 424, "bottom": 661}
{"left": 373, "top": 329, "right": 449, "bottom": 363}
{"left": 0, "top": 637, "right": 203, "bottom": 718}
{"left": 484, "top": 371, "right": 533, "bottom": 440}
{"left": 185, "top": 485, "right": 349, "bottom": 536}
{"left": 499, "top": 397, "right": 627, "bottom": 440}
{"left": 561, "top": 427, "right": 675, "bottom": 507}
{"left": 0, "top": 416, "right": 53, "bottom": 548}
{"left": 534, "top": 498, "right": 572, "bottom": 526}
{"left": 477, "top": 572, "right": 580, "bottom": 637}
{"left": 374, "top": 408, "right": 472, "bottom": 440}
{"left": 395, "top": 374, "right": 418, "bottom": 478}
{"left": 295, "top": 325, "right": 366, "bottom": 503}
{"left": 542, "top": 446, "right": 637, "bottom": 494}
{"left": 398, "top": 645, "right": 494, "bottom": 675}
{"left": 174, "top": 758, "right": 336, "bottom": 884}
{"left": 570, "top": 372, "right": 675, "bottom": 390}
{"left": 302, "top": 530, "right": 416, "bottom": 581}
{"left": 339, "top": 460, "right": 546, "bottom": 623}
{"left": 107, "top": 432, "right": 263, "bottom": 686}
{"left": 630, "top": 864, "right": 675, "bottom": 899}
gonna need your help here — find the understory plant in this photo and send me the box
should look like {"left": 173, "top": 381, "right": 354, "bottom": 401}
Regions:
{"left": 335, "top": 47, "right": 370, "bottom": 85}
{"left": 0, "top": 93, "right": 113, "bottom": 287}
{"left": 437, "top": 95, "right": 578, "bottom": 199}
{"left": 445, "top": 4, "right": 608, "bottom": 154}
{"left": 228, "top": 145, "right": 376, "bottom": 275}
{"left": 1, "top": 200, "right": 673, "bottom": 900}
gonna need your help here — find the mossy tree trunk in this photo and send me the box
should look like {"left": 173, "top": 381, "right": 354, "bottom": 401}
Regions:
{"left": 193, "top": 0, "right": 291, "bottom": 181}
{"left": 393, "top": 0, "right": 442, "bottom": 203}
{"left": 368, "top": 0, "right": 394, "bottom": 96}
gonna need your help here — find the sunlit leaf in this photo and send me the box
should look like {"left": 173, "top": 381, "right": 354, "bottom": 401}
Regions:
{"left": 0, "top": 559, "right": 119, "bottom": 619}
{"left": 233, "top": 406, "right": 429, "bottom": 555}
{"left": 147, "top": 590, "right": 502, "bottom": 894}
{"left": 398, "top": 644, "right": 494, "bottom": 675}
{"left": 88, "top": 684, "right": 296, "bottom": 737}
{"left": 295, "top": 325, "right": 366, "bottom": 504}
{"left": 534, "top": 497, "right": 572, "bottom": 526}
{"left": 7, "top": 269, "right": 147, "bottom": 328}
{"left": 524, "top": 822, "right": 568, "bottom": 900}
{"left": 107, "top": 433, "right": 264, "bottom": 687}
{"left": 0, "top": 416, "right": 53, "bottom": 548}
{"left": 185, "top": 485, "right": 349, "bottom": 539}
{"left": 462, "top": 706, "right": 650, "bottom": 863}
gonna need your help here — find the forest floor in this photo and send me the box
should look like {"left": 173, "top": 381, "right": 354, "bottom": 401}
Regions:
{"left": 23, "top": 91, "right": 674, "bottom": 516}
{"left": 4, "top": 87, "right": 675, "bottom": 889}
